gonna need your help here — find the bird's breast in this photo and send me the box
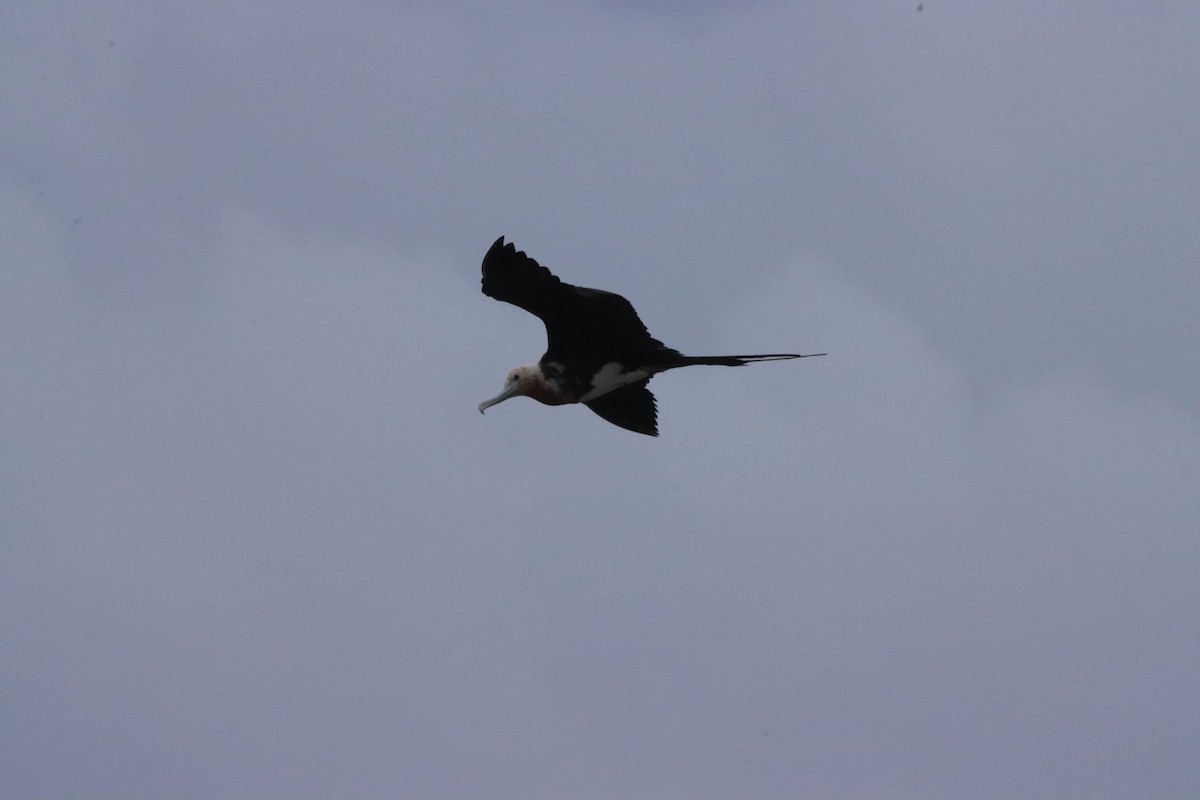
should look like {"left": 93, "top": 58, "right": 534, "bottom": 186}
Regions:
{"left": 526, "top": 381, "right": 573, "bottom": 406}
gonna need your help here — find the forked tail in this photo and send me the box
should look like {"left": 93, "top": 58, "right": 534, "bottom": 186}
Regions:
{"left": 679, "top": 352, "right": 827, "bottom": 367}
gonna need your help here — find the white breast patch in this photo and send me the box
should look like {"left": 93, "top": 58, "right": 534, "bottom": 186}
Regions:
{"left": 580, "top": 362, "right": 652, "bottom": 402}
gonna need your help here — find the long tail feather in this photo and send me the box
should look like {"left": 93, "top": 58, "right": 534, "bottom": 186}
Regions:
{"left": 679, "top": 352, "right": 827, "bottom": 367}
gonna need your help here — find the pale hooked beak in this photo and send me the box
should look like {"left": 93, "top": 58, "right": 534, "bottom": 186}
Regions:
{"left": 478, "top": 382, "right": 521, "bottom": 414}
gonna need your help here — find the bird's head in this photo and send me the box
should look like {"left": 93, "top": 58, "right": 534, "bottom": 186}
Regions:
{"left": 478, "top": 364, "right": 543, "bottom": 414}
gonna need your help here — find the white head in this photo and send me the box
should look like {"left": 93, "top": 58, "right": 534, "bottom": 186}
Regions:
{"left": 478, "top": 364, "right": 543, "bottom": 414}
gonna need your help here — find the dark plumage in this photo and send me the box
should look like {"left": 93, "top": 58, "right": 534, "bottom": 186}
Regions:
{"left": 478, "top": 236, "right": 824, "bottom": 436}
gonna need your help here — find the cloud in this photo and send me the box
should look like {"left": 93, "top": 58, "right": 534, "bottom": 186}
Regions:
{"left": 2, "top": 2, "right": 1198, "bottom": 797}
{"left": 4, "top": 171, "right": 1199, "bottom": 799}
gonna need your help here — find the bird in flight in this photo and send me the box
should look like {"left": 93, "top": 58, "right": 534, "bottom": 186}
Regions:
{"left": 478, "top": 237, "right": 824, "bottom": 436}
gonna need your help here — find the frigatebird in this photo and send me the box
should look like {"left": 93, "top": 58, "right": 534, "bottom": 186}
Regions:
{"left": 478, "top": 237, "right": 825, "bottom": 436}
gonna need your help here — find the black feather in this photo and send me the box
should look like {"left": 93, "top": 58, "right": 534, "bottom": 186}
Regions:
{"left": 583, "top": 380, "right": 659, "bottom": 437}
{"left": 481, "top": 237, "right": 681, "bottom": 377}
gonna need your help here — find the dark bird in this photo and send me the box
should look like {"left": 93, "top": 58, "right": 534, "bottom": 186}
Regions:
{"left": 478, "top": 237, "right": 825, "bottom": 436}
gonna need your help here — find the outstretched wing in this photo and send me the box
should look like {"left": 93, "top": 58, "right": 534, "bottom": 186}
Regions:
{"left": 480, "top": 236, "right": 566, "bottom": 319}
{"left": 480, "top": 237, "right": 673, "bottom": 366}
{"left": 584, "top": 379, "right": 659, "bottom": 436}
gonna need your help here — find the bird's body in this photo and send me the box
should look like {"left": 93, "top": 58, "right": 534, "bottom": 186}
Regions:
{"left": 478, "top": 237, "right": 824, "bottom": 436}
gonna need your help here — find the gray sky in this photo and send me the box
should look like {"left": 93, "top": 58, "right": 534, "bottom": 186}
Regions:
{"left": 3, "top": 2, "right": 1198, "bottom": 798}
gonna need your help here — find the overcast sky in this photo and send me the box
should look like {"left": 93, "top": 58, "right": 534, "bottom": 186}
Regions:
{"left": 3, "top": 2, "right": 1198, "bottom": 798}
